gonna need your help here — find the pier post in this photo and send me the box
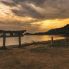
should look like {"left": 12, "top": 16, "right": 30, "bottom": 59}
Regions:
{"left": 51, "top": 36, "right": 54, "bottom": 47}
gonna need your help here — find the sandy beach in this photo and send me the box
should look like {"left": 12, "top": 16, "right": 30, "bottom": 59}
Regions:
{"left": 0, "top": 39, "right": 69, "bottom": 69}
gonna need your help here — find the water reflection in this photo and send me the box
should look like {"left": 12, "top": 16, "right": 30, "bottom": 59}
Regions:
{"left": 0, "top": 35, "right": 65, "bottom": 46}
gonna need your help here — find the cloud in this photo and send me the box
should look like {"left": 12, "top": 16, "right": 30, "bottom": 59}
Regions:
{"left": 0, "top": 0, "right": 69, "bottom": 19}
{"left": 0, "top": 0, "right": 69, "bottom": 32}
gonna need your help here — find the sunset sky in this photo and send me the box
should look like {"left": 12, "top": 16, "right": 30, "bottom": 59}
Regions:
{"left": 0, "top": 0, "right": 69, "bottom": 32}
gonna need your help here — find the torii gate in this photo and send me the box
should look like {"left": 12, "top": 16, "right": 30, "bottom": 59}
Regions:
{"left": 0, "top": 30, "right": 26, "bottom": 49}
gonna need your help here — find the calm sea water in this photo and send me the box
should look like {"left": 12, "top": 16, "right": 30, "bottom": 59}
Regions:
{"left": 0, "top": 35, "right": 65, "bottom": 46}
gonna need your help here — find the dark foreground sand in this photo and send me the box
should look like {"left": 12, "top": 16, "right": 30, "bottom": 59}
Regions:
{"left": 0, "top": 39, "right": 69, "bottom": 69}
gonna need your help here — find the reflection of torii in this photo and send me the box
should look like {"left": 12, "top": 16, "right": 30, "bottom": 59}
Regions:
{"left": 0, "top": 30, "right": 26, "bottom": 49}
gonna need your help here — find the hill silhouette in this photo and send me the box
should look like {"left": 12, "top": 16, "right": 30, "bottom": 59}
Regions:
{"left": 46, "top": 24, "right": 69, "bottom": 35}
{"left": 28, "top": 24, "right": 69, "bottom": 35}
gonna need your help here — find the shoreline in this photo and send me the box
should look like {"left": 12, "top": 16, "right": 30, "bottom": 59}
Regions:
{"left": 0, "top": 38, "right": 69, "bottom": 50}
{"left": 0, "top": 38, "right": 69, "bottom": 69}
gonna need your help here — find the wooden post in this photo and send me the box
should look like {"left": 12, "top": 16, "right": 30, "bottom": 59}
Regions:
{"left": 3, "top": 32, "right": 6, "bottom": 49}
{"left": 18, "top": 35, "right": 21, "bottom": 48}
{"left": 51, "top": 36, "right": 54, "bottom": 47}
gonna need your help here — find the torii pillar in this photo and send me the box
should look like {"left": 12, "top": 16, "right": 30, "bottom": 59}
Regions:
{"left": 3, "top": 32, "right": 6, "bottom": 49}
{"left": 18, "top": 35, "right": 22, "bottom": 48}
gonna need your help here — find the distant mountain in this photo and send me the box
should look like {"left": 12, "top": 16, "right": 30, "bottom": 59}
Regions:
{"left": 46, "top": 24, "right": 69, "bottom": 35}
{"left": 30, "top": 24, "right": 69, "bottom": 35}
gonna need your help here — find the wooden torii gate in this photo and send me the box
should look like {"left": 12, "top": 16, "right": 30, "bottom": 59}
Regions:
{"left": 0, "top": 30, "right": 26, "bottom": 48}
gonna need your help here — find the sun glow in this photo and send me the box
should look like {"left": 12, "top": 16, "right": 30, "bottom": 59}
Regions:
{"left": 42, "top": 19, "right": 69, "bottom": 29}
{"left": 32, "top": 18, "right": 69, "bottom": 31}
